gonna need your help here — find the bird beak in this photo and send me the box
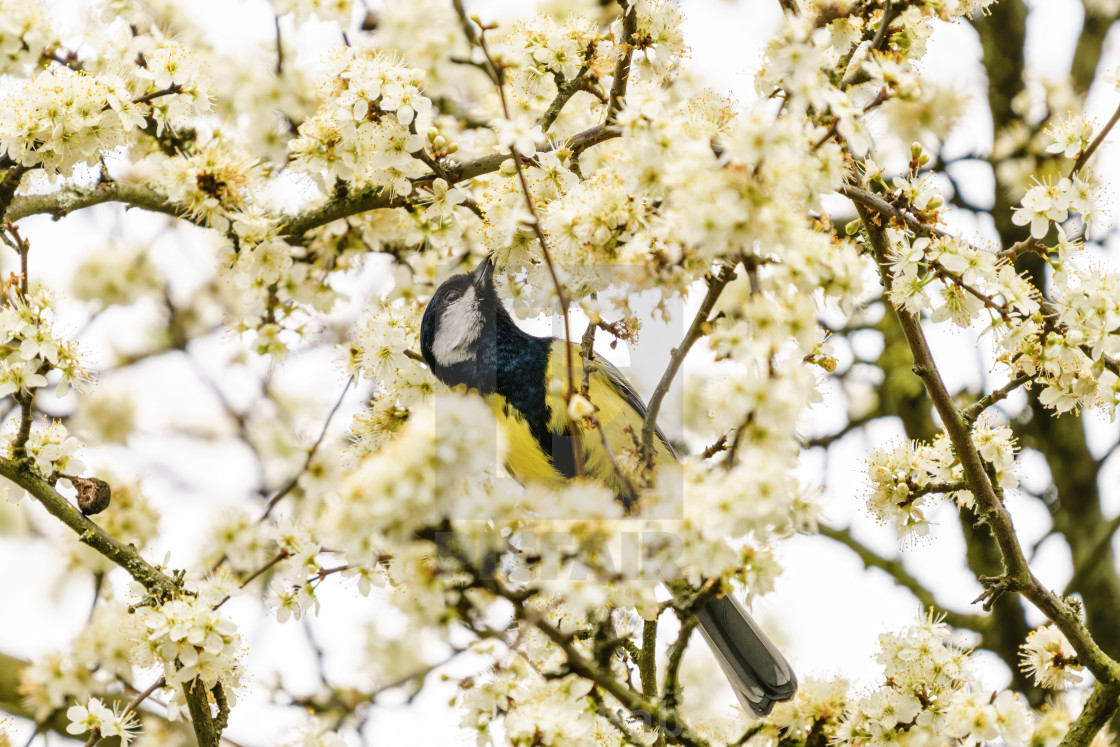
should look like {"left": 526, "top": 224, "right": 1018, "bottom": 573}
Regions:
{"left": 471, "top": 254, "right": 494, "bottom": 289}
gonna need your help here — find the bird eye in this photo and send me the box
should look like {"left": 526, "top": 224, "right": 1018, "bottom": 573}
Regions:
{"left": 445, "top": 289, "right": 462, "bottom": 303}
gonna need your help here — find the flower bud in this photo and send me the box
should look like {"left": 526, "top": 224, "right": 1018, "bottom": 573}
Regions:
{"left": 567, "top": 394, "right": 596, "bottom": 420}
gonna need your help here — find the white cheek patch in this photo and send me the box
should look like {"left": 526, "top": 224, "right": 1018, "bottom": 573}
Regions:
{"left": 432, "top": 286, "right": 481, "bottom": 365}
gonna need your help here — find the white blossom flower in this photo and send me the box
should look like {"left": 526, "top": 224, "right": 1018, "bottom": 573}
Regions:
{"left": 1011, "top": 180, "right": 1071, "bottom": 239}
{"left": 1021, "top": 625, "right": 1084, "bottom": 688}
{"left": 1045, "top": 114, "right": 1094, "bottom": 159}
{"left": 265, "top": 578, "right": 320, "bottom": 623}
{"left": 493, "top": 114, "right": 545, "bottom": 156}
{"left": 66, "top": 698, "right": 138, "bottom": 744}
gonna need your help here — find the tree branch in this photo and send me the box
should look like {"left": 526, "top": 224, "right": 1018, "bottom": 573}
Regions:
{"left": 541, "top": 65, "right": 592, "bottom": 132}
{"left": 0, "top": 164, "right": 30, "bottom": 223}
{"left": 0, "top": 459, "right": 179, "bottom": 598}
{"left": 661, "top": 613, "right": 695, "bottom": 714}
{"left": 279, "top": 124, "right": 618, "bottom": 239}
{"left": 855, "top": 202, "right": 1120, "bottom": 697}
{"left": 5, "top": 127, "right": 617, "bottom": 242}
{"left": 1059, "top": 681, "right": 1120, "bottom": 747}
{"left": 527, "top": 611, "right": 705, "bottom": 747}
{"left": 7, "top": 181, "right": 197, "bottom": 226}
{"left": 185, "top": 676, "right": 221, "bottom": 747}
{"left": 606, "top": 1, "right": 638, "bottom": 123}
{"left": 639, "top": 617, "right": 658, "bottom": 699}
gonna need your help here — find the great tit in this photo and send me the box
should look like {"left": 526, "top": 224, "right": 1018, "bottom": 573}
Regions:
{"left": 419, "top": 254, "right": 797, "bottom": 716}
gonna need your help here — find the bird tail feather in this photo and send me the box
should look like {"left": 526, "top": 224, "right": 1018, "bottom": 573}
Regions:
{"left": 693, "top": 594, "right": 797, "bottom": 717}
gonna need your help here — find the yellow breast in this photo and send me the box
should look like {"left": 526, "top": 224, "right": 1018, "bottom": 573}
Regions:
{"left": 487, "top": 340, "right": 676, "bottom": 506}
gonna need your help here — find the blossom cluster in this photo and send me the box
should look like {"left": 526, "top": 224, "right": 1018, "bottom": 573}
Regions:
{"left": 0, "top": 40, "right": 211, "bottom": 176}
{"left": 865, "top": 424, "right": 1019, "bottom": 538}
{"left": 504, "top": 13, "right": 603, "bottom": 99}
{"left": 132, "top": 594, "right": 244, "bottom": 718}
{"left": 325, "top": 394, "right": 500, "bottom": 557}
{"left": 289, "top": 47, "right": 432, "bottom": 194}
{"left": 885, "top": 229, "right": 1040, "bottom": 326}
{"left": 629, "top": 0, "right": 687, "bottom": 78}
{"left": 0, "top": 286, "right": 89, "bottom": 399}
{"left": 754, "top": 613, "right": 1033, "bottom": 747}
{"left": 198, "top": 508, "right": 329, "bottom": 623}
{"left": 459, "top": 658, "right": 606, "bottom": 747}
{"left": 262, "top": 517, "right": 324, "bottom": 622}
{"left": 1011, "top": 175, "right": 1098, "bottom": 239}
{"left": 869, "top": 153, "right": 1120, "bottom": 416}
{"left": 135, "top": 42, "right": 215, "bottom": 133}
{"left": 13, "top": 419, "right": 84, "bottom": 484}
{"left": 0, "top": 0, "right": 53, "bottom": 74}
{"left": 0, "top": 68, "right": 138, "bottom": 175}
{"left": 364, "top": 0, "right": 470, "bottom": 100}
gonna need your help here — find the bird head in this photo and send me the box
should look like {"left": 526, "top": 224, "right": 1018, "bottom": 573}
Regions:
{"left": 419, "top": 254, "right": 500, "bottom": 391}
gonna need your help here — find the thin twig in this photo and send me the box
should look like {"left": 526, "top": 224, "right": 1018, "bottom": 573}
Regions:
{"left": 699, "top": 434, "right": 729, "bottom": 459}
{"left": 213, "top": 549, "right": 291, "bottom": 610}
{"left": 476, "top": 27, "right": 585, "bottom": 477}
{"left": 122, "top": 676, "right": 166, "bottom": 719}
{"left": 274, "top": 15, "right": 284, "bottom": 76}
{"left": 541, "top": 65, "right": 592, "bottom": 132}
{"left": 641, "top": 265, "right": 735, "bottom": 447}
{"left": 580, "top": 321, "right": 597, "bottom": 398}
{"left": 131, "top": 83, "right": 183, "bottom": 106}
{"left": 261, "top": 376, "right": 352, "bottom": 519}
{"left": 960, "top": 375, "right": 1032, "bottom": 425}
{"left": 1072, "top": 101, "right": 1120, "bottom": 175}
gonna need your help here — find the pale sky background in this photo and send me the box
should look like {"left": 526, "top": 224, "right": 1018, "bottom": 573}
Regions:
{"left": 3, "top": 0, "right": 1120, "bottom": 744}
